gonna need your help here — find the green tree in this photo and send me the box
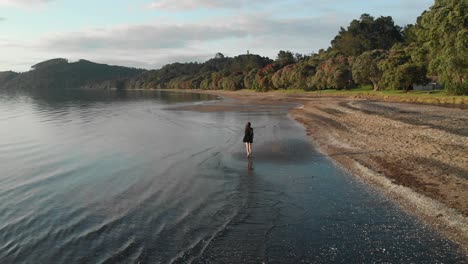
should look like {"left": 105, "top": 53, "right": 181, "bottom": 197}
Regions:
{"left": 402, "top": 24, "right": 418, "bottom": 44}
{"left": 276, "top": 50, "right": 295, "bottom": 66}
{"left": 0, "top": 71, "right": 18, "bottom": 86}
{"left": 352, "top": 50, "right": 387, "bottom": 91}
{"left": 2, "top": 58, "right": 144, "bottom": 90}
{"left": 379, "top": 47, "right": 427, "bottom": 91}
{"left": 214, "top": 52, "right": 225, "bottom": 59}
{"left": 331, "top": 14, "right": 403, "bottom": 56}
{"left": 396, "top": 63, "right": 428, "bottom": 91}
{"left": 414, "top": 0, "right": 467, "bottom": 95}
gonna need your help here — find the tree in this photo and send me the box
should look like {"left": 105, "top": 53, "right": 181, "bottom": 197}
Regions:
{"left": 244, "top": 69, "right": 258, "bottom": 89}
{"left": 312, "top": 56, "right": 354, "bottom": 90}
{"left": 0, "top": 71, "right": 19, "bottom": 87}
{"left": 413, "top": 0, "right": 467, "bottom": 95}
{"left": 214, "top": 52, "right": 225, "bottom": 59}
{"left": 255, "top": 64, "right": 279, "bottom": 91}
{"left": 331, "top": 14, "right": 403, "bottom": 56}
{"left": 396, "top": 63, "right": 428, "bottom": 91}
{"left": 352, "top": 50, "right": 387, "bottom": 91}
{"left": 271, "top": 60, "right": 316, "bottom": 90}
{"left": 2, "top": 58, "right": 144, "bottom": 90}
{"left": 332, "top": 66, "right": 354, "bottom": 90}
{"left": 402, "top": 24, "right": 418, "bottom": 44}
{"left": 276, "top": 50, "right": 295, "bottom": 65}
{"left": 219, "top": 72, "right": 244, "bottom": 90}
{"left": 379, "top": 47, "right": 427, "bottom": 91}
{"left": 31, "top": 58, "right": 68, "bottom": 70}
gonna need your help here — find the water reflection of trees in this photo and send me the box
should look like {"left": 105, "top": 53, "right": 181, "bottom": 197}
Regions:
{"left": 1, "top": 89, "right": 217, "bottom": 110}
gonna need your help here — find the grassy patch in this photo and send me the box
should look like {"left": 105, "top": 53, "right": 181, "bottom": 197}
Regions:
{"left": 300, "top": 86, "right": 468, "bottom": 105}
{"left": 238, "top": 86, "right": 468, "bottom": 106}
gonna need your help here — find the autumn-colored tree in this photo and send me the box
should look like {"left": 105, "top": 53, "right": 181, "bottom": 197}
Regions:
{"left": 254, "top": 64, "right": 279, "bottom": 91}
{"left": 243, "top": 69, "right": 258, "bottom": 89}
{"left": 219, "top": 72, "right": 245, "bottom": 90}
{"left": 312, "top": 56, "right": 354, "bottom": 90}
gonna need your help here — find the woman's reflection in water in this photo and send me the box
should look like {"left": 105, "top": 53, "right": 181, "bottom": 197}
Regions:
{"left": 247, "top": 158, "right": 254, "bottom": 174}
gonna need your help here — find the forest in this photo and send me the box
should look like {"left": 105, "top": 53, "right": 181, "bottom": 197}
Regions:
{"left": 0, "top": 0, "right": 466, "bottom": 95}
{"left": 0, "top": 59, "right": 144, "bottom": 90}
{"left": 121, "top": 0, "right": 467, "bottom": 95}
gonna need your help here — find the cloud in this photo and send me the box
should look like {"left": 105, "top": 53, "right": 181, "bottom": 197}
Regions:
{"left": 0, "top": 0, "right": 433, "bottom": 72}
{"left": 100, "top": 53, "right": 213, "bottom": 69}
{"left": 0, "top": 0, "right": 53, "bottom": 5}
{"left": 148, "top": 0, "right": 270, "bottom": 10}
{"left": 41, "top": 23, "right": 248, "bottom": 52}
{"left": 38, "top": 14, "right": 340, "bottom": 54}
{"left": 0, "top": 13, "right": 342, "bottom": 71}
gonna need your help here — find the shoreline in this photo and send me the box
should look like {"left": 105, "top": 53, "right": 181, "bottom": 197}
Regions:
{"left": 162, "top": 88, "right": 468, "bottom": 253}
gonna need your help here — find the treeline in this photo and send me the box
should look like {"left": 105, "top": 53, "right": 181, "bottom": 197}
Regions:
{"left": 0, "top": 0, "right": 465, "bottom": 95}
{"left": 123, "top": 0, "right": 466, "bottom": 95}
{"left": 0, "top": 59, "right": 144, "bottom": 90}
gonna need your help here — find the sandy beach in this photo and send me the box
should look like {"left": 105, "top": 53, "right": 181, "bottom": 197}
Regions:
{"left": 172, "top": 89, "right": 468, "bottom": 252}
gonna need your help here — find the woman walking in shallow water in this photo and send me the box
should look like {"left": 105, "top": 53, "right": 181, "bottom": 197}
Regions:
{"left": 243, "top": 122, "right": 254, "bottom": 158}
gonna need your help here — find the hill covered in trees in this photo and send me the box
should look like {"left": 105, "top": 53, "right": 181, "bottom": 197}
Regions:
{"left": 119, "top": 53, "right": 274, "bottom": 90}
{"left": 0, "top": 59, "right": 144, "bottom": 90}
{"left": 120, "top": 0, "right": 466, "bottom": 95}
{"left": 0, "top": 0, "right": 465, "bottom": 95}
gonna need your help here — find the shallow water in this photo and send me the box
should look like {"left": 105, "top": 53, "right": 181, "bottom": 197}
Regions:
{"left": 0, "top": 90, "right": 465, "bottom": 263}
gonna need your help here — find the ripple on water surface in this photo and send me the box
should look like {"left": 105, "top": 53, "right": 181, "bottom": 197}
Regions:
{"left": 0, "top": 90, "right": 465, "bottom": 263}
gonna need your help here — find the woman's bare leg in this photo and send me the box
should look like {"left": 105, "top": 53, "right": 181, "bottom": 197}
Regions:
{"left": 245, "top": 143, "right": 250, "bottom": 157}
{"left": 248, "top": 143, "right": 252, "bottom": 157}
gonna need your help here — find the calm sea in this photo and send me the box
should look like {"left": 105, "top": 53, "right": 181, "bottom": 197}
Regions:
{"left": 0, "top": 90, "right": 465, "bottom": 263}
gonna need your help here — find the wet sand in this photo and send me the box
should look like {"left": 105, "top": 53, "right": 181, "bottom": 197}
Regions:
{"left": 170, "top": 89, "right": 468, "bottom": 252}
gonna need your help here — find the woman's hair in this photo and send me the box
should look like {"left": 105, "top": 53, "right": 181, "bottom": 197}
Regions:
{"left": 245, "top": 122, "right": 251, "bottom": 132}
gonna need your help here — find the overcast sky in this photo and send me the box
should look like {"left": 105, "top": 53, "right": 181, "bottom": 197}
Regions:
{"left": 0, "top": 0, "right": 433, "bottom": 72}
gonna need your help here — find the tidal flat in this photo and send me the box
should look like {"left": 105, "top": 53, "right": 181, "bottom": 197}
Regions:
{"left": 0, "top": 90, "right": 466, "bottom": 263}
